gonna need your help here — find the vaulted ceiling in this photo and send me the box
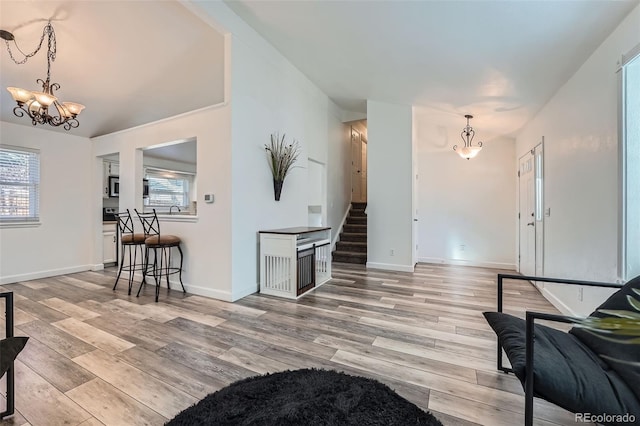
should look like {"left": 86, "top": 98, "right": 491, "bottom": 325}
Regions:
{"left": 1, "top": 1, "right": 637, "bottom": 140}
{"left": 224, "top": 0, "right": 638, "bottom": 138}
{"left": 0, "top": 1, "right": 225, "bottom": 138}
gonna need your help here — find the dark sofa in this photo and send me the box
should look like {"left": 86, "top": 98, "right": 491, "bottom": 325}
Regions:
{"left": 483, "top": 274, "right": 640, "bottom": 426}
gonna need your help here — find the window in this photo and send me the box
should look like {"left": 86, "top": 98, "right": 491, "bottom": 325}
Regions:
{"left": 144, "top": 168, "right": 193, "bottom": 212}
{"left": 622, "top": 44, "right": 640, "bottom": 279}
{"left": 0, "top": 146, "right": 40, "bottom": 223}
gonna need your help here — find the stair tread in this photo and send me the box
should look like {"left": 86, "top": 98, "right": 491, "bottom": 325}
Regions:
{"left": 333, "top": 251, "right": 367, "bottom": 256}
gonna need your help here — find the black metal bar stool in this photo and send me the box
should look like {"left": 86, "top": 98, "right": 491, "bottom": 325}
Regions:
{"left": 113, "top": 209, "right": 147, "bottom": 295}
{"left": 134, "top": 208, "right": 186, "bottom": 302}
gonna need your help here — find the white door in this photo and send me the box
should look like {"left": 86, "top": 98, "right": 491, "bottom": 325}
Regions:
{"left": 519, "top": 142, "right": 544, "bottom": 277}
{"left": 519, "top": 151, "right": 536, "bottom": 276}
{"left": 351, "top": 128, "right": 362, "bottom": 202}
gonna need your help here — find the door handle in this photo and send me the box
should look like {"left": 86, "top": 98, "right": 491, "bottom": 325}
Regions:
{"left": 527, "top": 222, "right": 534, "bottom": 226}
{"left": 413, "top": 219, "right": 418, "bottom": 222}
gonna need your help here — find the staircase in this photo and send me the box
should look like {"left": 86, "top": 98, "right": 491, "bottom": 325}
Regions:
{"left": 333, "top": 202, "right": 367, "bottom": 264}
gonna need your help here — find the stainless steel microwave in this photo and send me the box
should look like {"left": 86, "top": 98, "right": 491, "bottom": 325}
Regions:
{"left": 108, "top": 176, "right": 149, "bottom": 198}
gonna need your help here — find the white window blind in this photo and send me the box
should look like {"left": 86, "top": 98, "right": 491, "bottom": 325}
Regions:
{"left": 0, "top": 146, "right": 40, "bottom": 222}
{"left": 145, "top": 168, "right": 192, "bottom": 210}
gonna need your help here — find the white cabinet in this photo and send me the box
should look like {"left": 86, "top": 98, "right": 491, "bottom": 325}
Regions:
{"left": 259, "top": 227, "right": 331, "bottom": 299}
{"left": 103, "top": 223, "right": 117, "bottom": 265}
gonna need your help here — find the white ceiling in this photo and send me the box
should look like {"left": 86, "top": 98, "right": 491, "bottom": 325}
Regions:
{"left": 0, "top": 1, "right": 225, "bottom": 138}
{"left": 224, "top": 0, "right": 639, "bottom": 138}
{"left": 1, "top": 1, "right": 637, "bottom": 141}
{"left": 144, "top": 139, "right": 197, "bottom": 165}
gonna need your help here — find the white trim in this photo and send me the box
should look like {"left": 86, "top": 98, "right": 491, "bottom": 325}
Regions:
{"left": 231, "top": 285, "right": 257, "bottom": 302}
{"left": 541, "top": 287, "right": 579, "bottom": 317}
{"left": 90, "top": 263, "right": 105, "bottom": 271}
{"left": 129, "top": 274, "right": 235, "bottom": 302}
{"left": 366, "top": 262, "right": 414, "bottom": 273}
{"left": 417, "top": 257, "right": 517, "bottom": 271}
{"left": 91, "top": 102, "right": 228, "bottom": 140}
{"left": 331, "top": 205, "right": 351, "bottom": 251}
{"left": 156, "top": 215, "right": 199, "bottom": 223}
{"left": 0, "top": 265, "right": 93, "bottom": 285}
{"left": 0, "top": 221, "right": 41, "bottom": 228}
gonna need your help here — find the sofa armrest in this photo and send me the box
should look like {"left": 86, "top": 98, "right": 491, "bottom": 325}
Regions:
{"left": 496, "top": 273, "right": 622, "bottom": 313}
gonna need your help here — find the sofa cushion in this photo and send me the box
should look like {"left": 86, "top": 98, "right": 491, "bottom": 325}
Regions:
{"left": 0, "top": 336, "right": 29, "bottom": 376}
{"left": 569, "top": 275, "right": 640, "bottom": 402}
{"left": 484, "top": 312, "right": 640, "bottom": 419}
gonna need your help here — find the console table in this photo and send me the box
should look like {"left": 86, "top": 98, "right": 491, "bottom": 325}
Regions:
{"left": 259, "top": 227, "right": 331, "bottom": 299}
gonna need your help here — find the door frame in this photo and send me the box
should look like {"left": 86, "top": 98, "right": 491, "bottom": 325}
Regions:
{"left": 518, "top": 140, "right": 544, "bottom": 278}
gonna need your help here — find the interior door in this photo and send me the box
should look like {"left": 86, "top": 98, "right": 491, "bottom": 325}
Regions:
{"left": 519, "top": 151, "right": 535, "bottom": 276}
{"left": 351, "top": 128, "right": 362, "bottom": 202}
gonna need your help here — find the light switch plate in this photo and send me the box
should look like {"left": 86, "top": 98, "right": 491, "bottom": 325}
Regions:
{"left": 204, "top": 194, "right": 214, "bottom": 203}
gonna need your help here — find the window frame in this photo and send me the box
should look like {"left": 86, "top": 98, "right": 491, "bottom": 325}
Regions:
{"left": 619, "top": 43, "right": 640, "bottom": 280}
{"left": 143, "top": 167, "right": 194, "bottom": 213}
{"left": 0, "top": 145, "right": 41, "bottom": 226}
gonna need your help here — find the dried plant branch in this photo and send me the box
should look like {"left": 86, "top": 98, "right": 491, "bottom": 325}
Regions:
{"left": 264, "top": 133, "right": 301, "bottom": 181}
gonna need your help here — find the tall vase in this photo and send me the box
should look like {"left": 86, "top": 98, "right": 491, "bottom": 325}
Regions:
{"left": 273, "top": 179, "right": 284, "bottom": 201}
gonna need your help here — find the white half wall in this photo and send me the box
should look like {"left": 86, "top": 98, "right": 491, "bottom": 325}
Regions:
{"left": 415, "top": 119, "right": 517, "bottom": 270}
{"left": 0, "top": 121, "right": 93, "bottom": 283}
{"left": 92, "top": 105, "right": 234, "bottom": 301}
{"left": 366, "top": 100, "right": 414, "bottom": 271}
{"left": 516, "top": 4, "right": 640, "bottom": 316}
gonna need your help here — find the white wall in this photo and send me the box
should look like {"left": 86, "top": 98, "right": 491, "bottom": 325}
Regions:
{"left": 367, "top": 100, "right": 414, "bottom": 272}
{"left": 0, "top": 121, "right": 93, "bottom": 283}
{"left": 516, "top": 4, "right": 640, "bottom": 316}
{"left": 327, "top": 123, "right": 352, "bottom": 244}
{"left": 416, "top": 122, "right": 517, "bottom": 269}
{"left": 92, "top": 105, "right": 234, "bottom": 301}
{"left": 228, "top": 34, "right": 347, "bottom": 300}
{"left": 186, "top": 1, "right": 349, "bottom": 300}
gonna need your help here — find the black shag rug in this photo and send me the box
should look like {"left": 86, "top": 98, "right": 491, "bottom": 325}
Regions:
{"left": 167, "top": 369, "right": 442, "bottom": 426}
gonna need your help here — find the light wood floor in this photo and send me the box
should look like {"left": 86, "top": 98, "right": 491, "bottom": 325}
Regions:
{"left": 0, "top": 263, "right": 587, "bottom": 426}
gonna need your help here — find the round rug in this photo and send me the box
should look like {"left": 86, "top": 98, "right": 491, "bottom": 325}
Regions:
{"left": 167, "top": 368, "right": 443, "bottom": 426}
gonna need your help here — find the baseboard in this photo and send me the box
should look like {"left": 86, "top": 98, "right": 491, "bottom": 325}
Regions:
{"left": 189, "top": 284, "right": 234, "bottom": 302}
{"left": 366, "top": 262, "right": 414, "bottom": 273}
{"left": 90, "top": 263, "right": 105, "bottom": 271}
{"left": 331, "top": 205, "right": 351, "bottom": 251}
{"left": 0, "top": 264, "right": 93, "bottom": 285}
{"left": 231, "top": 284, "right": 258, "bottom": 302}
{"left": 417, "top": 257, "right": 516, "bottom": 271}
{"left": 541, "top": 287, "right": 578, "bottom": 316}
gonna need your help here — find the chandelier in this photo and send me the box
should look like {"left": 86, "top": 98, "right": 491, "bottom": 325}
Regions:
{"left": 1, "top": 22, "right": 84, "bottom": 130}
{"left": 453, "top": 114, "right": 483, "bottom": 160}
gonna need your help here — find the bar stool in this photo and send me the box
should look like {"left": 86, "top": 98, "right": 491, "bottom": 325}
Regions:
{"left": 113, "top": 209, "right": 147, "bottom": 295}
{"left": 134, "top": 208, "right": 186, "bottom": 302}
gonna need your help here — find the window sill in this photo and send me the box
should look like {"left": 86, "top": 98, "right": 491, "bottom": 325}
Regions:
{"left": 156, "top": 215, "right": 198, "bottom": 223}
{"left": 0, "top": 221, "right": 42, "bottom": 229}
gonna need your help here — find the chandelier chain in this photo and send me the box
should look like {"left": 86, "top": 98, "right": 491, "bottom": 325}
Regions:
{"left": 3, "top": 21, "right": 83, "bottom": 130}
{"left": 3, "top": 21, "right": 53, "bottom": 66}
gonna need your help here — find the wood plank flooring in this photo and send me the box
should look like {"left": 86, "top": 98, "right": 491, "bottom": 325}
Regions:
{"left": 0, "top": 263, "right": 588, "bottom": 426}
